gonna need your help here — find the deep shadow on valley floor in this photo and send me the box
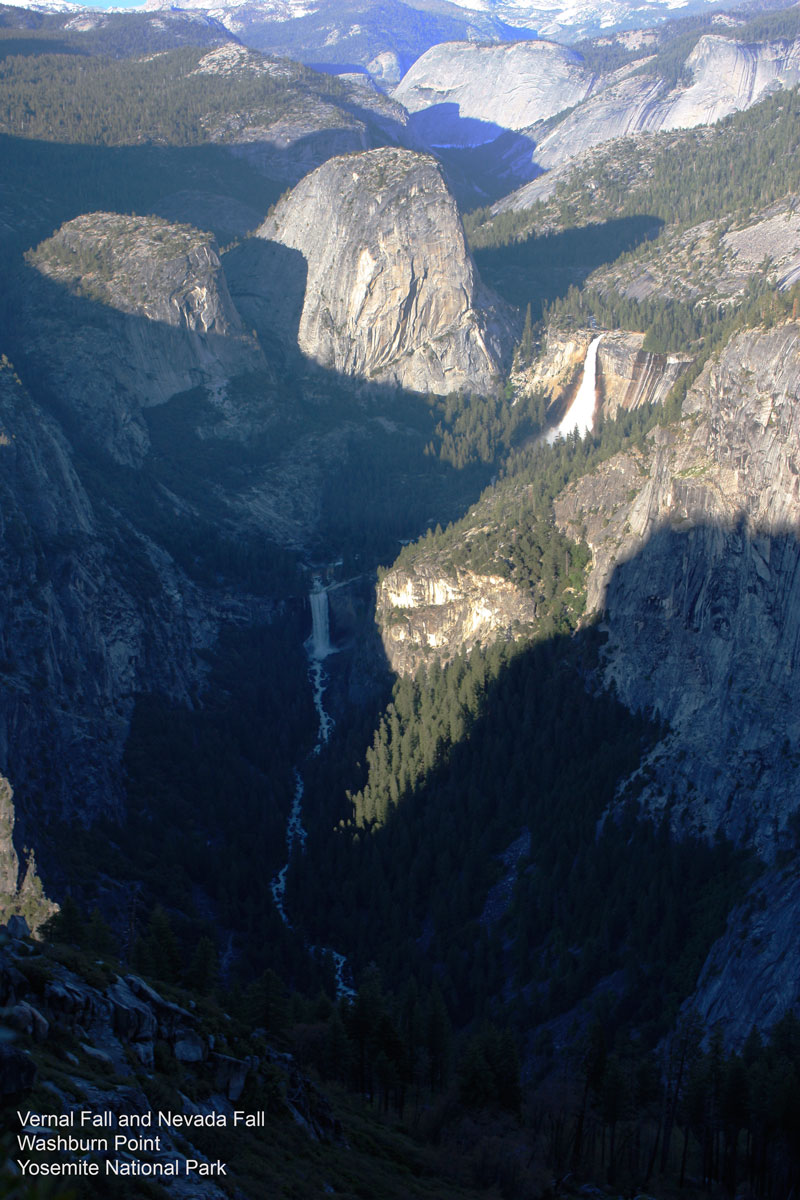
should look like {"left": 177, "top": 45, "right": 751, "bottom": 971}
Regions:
{"left": 473, "top": 215, "right": 665, "bottom": 318}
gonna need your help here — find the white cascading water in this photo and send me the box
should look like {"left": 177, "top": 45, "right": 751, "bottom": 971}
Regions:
{"left": 309, "top": 586, "right": 332, "bottom": 659}
{"left": 269, "top": 768, "right": 307, "bottom": 927}
{"left": 270, "top": 579, "right": 355, "bottom": 999}
{"left": 308, "top": 582, "right": 334, "bottom": 748}
{"left": 546, "top": 334, "right": 604, "bottom": 444}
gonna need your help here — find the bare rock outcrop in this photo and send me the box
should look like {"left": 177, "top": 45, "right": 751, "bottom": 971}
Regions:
{"left": 0, "top": 776, "right": 56, "bottom": 933}
{"left": 252, "top": 147, "right": 514, "bottom": 395}
{"left": 492, "top": 33, "right": 800, "bottom": 200}
{"left": 520, "top": 329, "right": 593, "bottom": 404}
{"left": 377, "top": 563, "right": 537, "bottom": 677}
{"left": 667, "top": 33, "right": 800, "bottom": 128}
{"left": 554, "top": 321, "right": 800, "bottom": 852}
{"left": 393, "top": 40, "right": 591, "bottom": 146}
{"left": 597, "top": 331, "right": 693, "bottom": 418}
{"left": 25, "top": 213, "right": 264, "bottom": 464}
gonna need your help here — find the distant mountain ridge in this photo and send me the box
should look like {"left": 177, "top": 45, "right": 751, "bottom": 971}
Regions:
{"left": 141, "top": 0, "right": 538, "bottom": 84}
{"left": 141, "top": 0, "right": 743, "bottom": 44}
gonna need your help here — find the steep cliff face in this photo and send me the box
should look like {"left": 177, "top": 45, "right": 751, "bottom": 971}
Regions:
{"left": 519, "top": 329, "right": 593, "bottom": 403}
{"left": 24, "top": 213, "right": 264, "bottom": 465}
{"left": 0, "top": 360, "right": 247, "bottom": 836}
{"left": 486, "top": 33, "right": 800, "bottom": 188}
{"left": 689, "top": 866, "right": 800, "bottom": 1044}
{"left": 555, "top": 322, "right": 800, "bottom": 852}
{"left": 393, "top": 40, "right": 591, "bottom": 146}
{"left": 373, "top": 321, "right": 800, "bottom": 846}
{"left": 253, "top": 147, "right": 513, "bottom": 395}
{"left": 596, "top": 331, "right": 693, "bottom": 418}
{"left": 518, "top": 327, "right": 691, "bottom": 419}
{"left": 667, "top": 34, "right": 800, "bottom": 128}
{"left": 377, "top": 562, "right": 537, "bottom": 676}
{"left": 0, "top": 776, "right": 55, "bottom": 932}
{"left": 532, "top": 73, "right": 667, "bottom": 172}
{"left": 373, "top": 322, "right": 800, "bottom": 1036}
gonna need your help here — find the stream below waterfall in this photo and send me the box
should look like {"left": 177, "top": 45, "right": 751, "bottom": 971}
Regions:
{"left": 269, "top": 581, "right": 355, "bottom": 1000}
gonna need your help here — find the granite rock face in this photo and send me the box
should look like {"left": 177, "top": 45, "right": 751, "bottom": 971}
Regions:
{"left": 25, "top": 213, "right": 264, "bottom": 465}
{"left": 374, "top": 321, "right": 800, "bottom": 1036}
{"left": 519, "top": 329, "right": 593, "bottom": 404}
{"left": 0, "top": 774, "right": 55, "bottom": 934}
{"left": 554, "top": 322, "right": 800, "bottom": 853}
{"left": 374, "top": 328, "right": 693, "bottom": 677}
{"left": 254, "top": 147, "right": 513, "bottom": 395}
{"left": 667, "top": 34, "right": 800, "bottom": 128}
{"left": 596, "top": 331, "right": 693, "bottom": 419}
{"left": 487, "top": 33, "right": 800, "bottom": 199}
{"left": 689, "top": 866, "right": 800, "bottom": 1045}
{"left": 377, "top": 563, "right": 537, "bottom": 676}
{"left": 393, "top": 40, "right": 591, "bottom": 146}
{"left": 0, "top": 362, "right": 228, "bottom": 831}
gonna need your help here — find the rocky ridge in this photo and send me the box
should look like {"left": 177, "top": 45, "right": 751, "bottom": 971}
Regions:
{"left": 529, "top": 33, "right": 800, "bottom": 174}
{"left": 0, "top": 920, "right": 339, "bottom": 1197}
{"left": 142, "top": 0, "right": 538, "bottom": 85}
{"left": 26, "top": 214, "right": 264, "bottom": 465}
{"left": 203, "top": 45, "right": 415, "bottom": 186}
{"left": 578, "top": 196, "right": 800, "bottom": 306}
{"left": 253, "top": 147, "right": 514, "bottom": 394}
{"left": 458, "top": 32, "right": 800, "bottom": 201}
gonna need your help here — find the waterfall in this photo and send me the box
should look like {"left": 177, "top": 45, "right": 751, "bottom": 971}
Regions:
{"left": 546, "top": 334, "right": 604, "bottom": 444}
{"left": 269, "top": 573, "right": 354, "bottom": 999}
{"left": 309, "top": 586, "right": 332, "bottom": 660}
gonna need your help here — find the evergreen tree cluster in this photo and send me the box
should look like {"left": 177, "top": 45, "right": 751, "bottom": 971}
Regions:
{"left": 0, "top": 9, "right": 235, "bottom": 60}
{"left": 294, "top": 624, "right": 754, "bottom": 1050}
{"left": 38, "top": 889, "right": 800, "bottom": 1200}
{"left": 545, "top": 278, "right": 800, "bottom": 354}
{"left": 0, "top": 41, "right": 348, "bottom": 147}
{"left": 526, "top": 1011, "right": 800, "bottom": 1199}
{"left": 388, "top": 390, "right": 680, "bottom": 633}
{"left": 425, "top": 387, "right": 545, "bottom": 470}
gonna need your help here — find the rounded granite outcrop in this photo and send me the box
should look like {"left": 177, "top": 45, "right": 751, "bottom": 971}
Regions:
{"left": 25, "top": 213, "right": 264, "bottom": 465}
{"left": 393, "top": 40, "right": 591, "bottom": 145}
{"left": 253, "top": 147, "right": 515, "bottom": 396}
